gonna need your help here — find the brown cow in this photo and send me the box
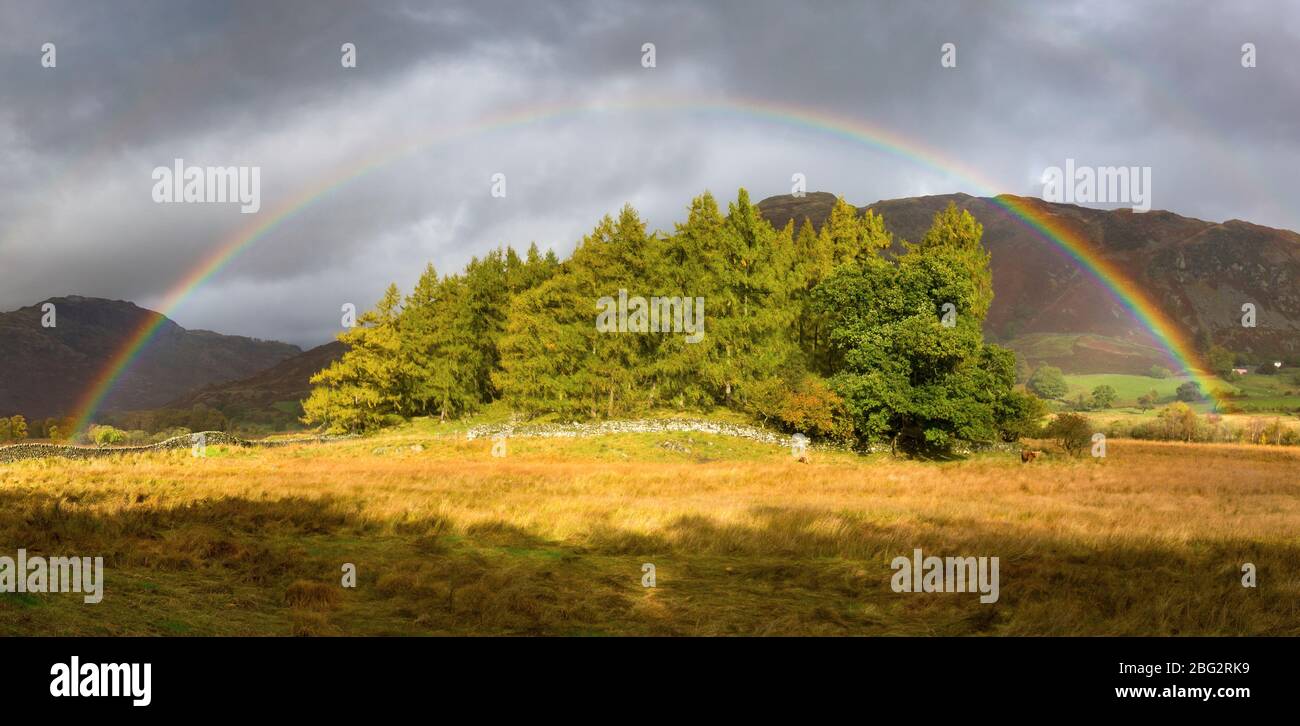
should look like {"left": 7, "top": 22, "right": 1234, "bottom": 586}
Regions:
{"left": 1020, "top": 450, "right": 1039, "bottom": 463}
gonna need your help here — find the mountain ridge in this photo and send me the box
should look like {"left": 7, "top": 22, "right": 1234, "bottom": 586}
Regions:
{"left": 0, "top": 296, "right": 301, "bottom": 421}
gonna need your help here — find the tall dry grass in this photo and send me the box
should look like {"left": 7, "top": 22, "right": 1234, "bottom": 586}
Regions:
{"left": 0, "top": 434, "right": 1296, "bottom": 635}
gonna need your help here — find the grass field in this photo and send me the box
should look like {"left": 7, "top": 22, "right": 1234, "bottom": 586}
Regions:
{"left": 1226, "top": 372, "right": 1300, "bottom": 411}
{"left": 1063, "top": 370, "right": 1300, "bottom": 413}
{"left": 1062, "top": 372, "right": 1228, "bottom": 405}
{"left": 2, "top": 418, "right": 1298, "bottom": 636}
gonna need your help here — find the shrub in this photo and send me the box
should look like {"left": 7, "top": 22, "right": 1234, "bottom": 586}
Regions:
{"left": 1241, "top": 417, "right": 1300, "bottom": 446}
{"left": 1043, "top": 413, "right": 1093, "bottom": 457}
{"left": 91, "top": 425, "right": 129, "bottom": 446}
{"left": 1157, "top": 402, "right": 1199, "bottom": 442}
{"left": 747, "top": 374, "right": 854, "bottom": 442}
{"left": 1102, "top": 419, "right": 1133, "bottom": 439}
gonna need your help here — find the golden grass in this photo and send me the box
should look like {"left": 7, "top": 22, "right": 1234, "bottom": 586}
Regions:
{"left": 1, "top": 430, "right": 1297, "bottom": 635}
{"left": 285, "top": 580, "right": 341, "bottom": 610}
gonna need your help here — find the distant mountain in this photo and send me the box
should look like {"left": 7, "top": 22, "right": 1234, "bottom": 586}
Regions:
{"left": 161, "top": 341, "right": 346, "bottom": 428}
{"left": 0, "top": 296, "right": 301, "bottom": 420}
{"left": 758, "top": 192, "right": 1300, "bottom": 373}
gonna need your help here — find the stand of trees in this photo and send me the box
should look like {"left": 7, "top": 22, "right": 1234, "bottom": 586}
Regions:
{"left": 0, "top": 415, "right": 29, "bottom": 442}
{"left": 303, "top": 190, "right": 1041, "bottom": 454}
{"left": 103, "top": 405, "right": 229, "bottom": 436}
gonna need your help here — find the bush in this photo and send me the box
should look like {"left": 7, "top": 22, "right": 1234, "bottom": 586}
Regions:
{"left": 1102, "top": 419, "right": 1134, "bottom": 439}
{"left": 90, "top": 425, "right": 129, "bottom": 446}
{"left": 1157, "top": 402, "right": 1199, "bottom": 442}
{"left": 747, "top": 374, "right": 854, "bottom": 442}
{"left": 1242, "top": 417, "right": 1300, "bottom": 446}
{"left": 1043, "top": 412, "right": 1093, "bottom": 457}
{"left": 1149, "top": 365, "right": 1172, "bottom": 379}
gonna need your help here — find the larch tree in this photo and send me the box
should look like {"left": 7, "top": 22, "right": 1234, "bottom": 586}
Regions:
{"left": 302, "top": 284, "right": 408, "bottom": 433}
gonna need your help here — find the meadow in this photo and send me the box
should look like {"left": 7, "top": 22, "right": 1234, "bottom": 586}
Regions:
{"left": 1062, "top": 371, "right": 1300, "bottom": 412}
{"left": 1, "top": 418, "right": 1298, "bottom": 636}
{"left": 1062, "top": 372, "right": 1228, "bottom": 405}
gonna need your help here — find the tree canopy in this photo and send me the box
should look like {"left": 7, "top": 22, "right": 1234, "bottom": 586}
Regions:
{"left": 302, "top": 193, "right": 1038, "bottom": 454}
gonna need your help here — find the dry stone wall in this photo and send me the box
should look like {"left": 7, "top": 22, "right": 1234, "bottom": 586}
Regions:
{"left": 0, "top": 431, "right": 347, "bottom": 463}
{"left": 464, "top": 419, "right": 796, "bottom": 445}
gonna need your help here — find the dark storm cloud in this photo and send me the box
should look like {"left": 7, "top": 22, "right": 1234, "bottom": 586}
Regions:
{"left": 0, "top": 0, "right": 1296, "bottom": 346}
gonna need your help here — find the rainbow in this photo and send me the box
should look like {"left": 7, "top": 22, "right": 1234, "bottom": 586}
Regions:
{"left": 69, "top": 95, "right": 1219, "bottom": 432}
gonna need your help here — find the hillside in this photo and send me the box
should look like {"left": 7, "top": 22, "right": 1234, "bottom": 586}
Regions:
{"left": 161, "top": 341, "right": 347, "bottom": 428}
{"left": 0, "top": 296, "right": 301, "bottom": 420}
{"left": 758, "top": 192, "right": 1300, "bottom": 373}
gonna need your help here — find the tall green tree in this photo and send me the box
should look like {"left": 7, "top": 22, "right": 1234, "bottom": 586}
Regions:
{"left": 399, "top": 264, "right": 478, "bottom": 421}
{"left": 813, "top": 205, "right": 1025, "bottom": 453}
{"left": 496, "top": 207, "right": 657, "bottom": 418}
{"left": 793, "top": 197, "right": 892, "bottom": 372}
{"left": 909, "top": 202, "right": 992, "bottom": 319}
{"left": 652, "top": 191, "right": 729, "bottom": 409}
{"left": 397, "top": 244, "right": 562, "bottom": 421}
{"left": 699, "top": 189, "right": 800, "bottom": 405}
{"left": 303, "top": 285, "right": 408, "bottom": 432}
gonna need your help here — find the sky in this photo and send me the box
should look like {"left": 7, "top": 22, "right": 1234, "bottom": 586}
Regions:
{"left": 1, "top": 0, "right": 1297, "bottom": 348}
